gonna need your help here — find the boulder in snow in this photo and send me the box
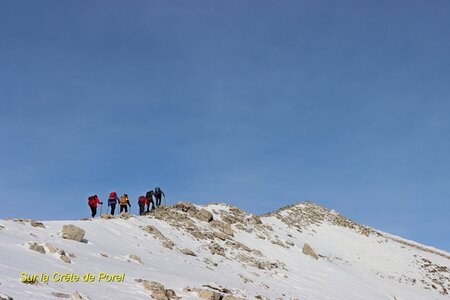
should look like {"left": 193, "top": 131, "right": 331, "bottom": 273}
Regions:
{"left": 129, "top": 254, "right": 143, "bottom": 264}
{"left": 208, "top": 242, "right": 225, "bottom": 256}
{"left": 29, "top": 242, "right": 46, "bottom": 254}
{"left": 30, "top": 220, "right": 45, "bottom": 228}
{"left": 302, "top": 243, "right": 319, "bottom": 260}
{"left": 180, "top": 248, "right": 197, "bottom": 256}
{"left": 61, "top": 225, "right": 85, "bottom": 242}
{"left": 196, "top": 208, "right": 214, "bottom": 222}
{"left": 197, "top": 289, "right": 222, "bottom": 300}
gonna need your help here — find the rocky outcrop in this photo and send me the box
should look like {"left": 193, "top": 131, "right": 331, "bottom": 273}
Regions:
{"left": 180, "top": 248, "right": 197, "bottom": 256}
{"left": 29, "top": 242, "right": 46, "bottom": 254}
{"left": 30, "top": 220, "right": 45, "bottom": 228}
{"left": 196, "top": 209, "right": 214, "bottom": 222}
{"left": 129, "top": 254, "right": 143, "bottom": 264}
{"left": 209, "top": 220, "right": 234, "bottom": 236}
{"left": 208, "top": 242, "right": 225, "bottom": 256}
{"left": 61, "top": 225, "right": 85, "bottom": 242}
{"left": 100, "top": 214, "right": 114, "bottom": 219}
{"left": 197, "top": 289, "right": 222, "bottom": 300}
{"left": 136, "top": 279, "right": 179, "bottom": 300}
{"left": 302, "top": 243, "right": 318, "bottom": 260}
{"left": 118, "top": 212, "right": 133, "bottom": 220}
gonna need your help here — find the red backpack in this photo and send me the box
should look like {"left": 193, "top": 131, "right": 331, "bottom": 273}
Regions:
{"left": 88, "top": 196, "right": 97, "bottom": 206}
{"left": 109, "top": 192, "right": 117, "bottom": 199}
{"left": 138, "top": 196, "right": 147, "bottom": 204}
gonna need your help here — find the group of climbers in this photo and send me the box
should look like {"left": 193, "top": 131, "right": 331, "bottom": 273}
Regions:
{"left": 138, "top": 187, "right": 165, "bottom": 215}
{"left": 87, "top": 188, "right": 165, "bottom": 218}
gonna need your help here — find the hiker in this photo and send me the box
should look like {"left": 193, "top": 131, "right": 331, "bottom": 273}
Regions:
{"left": 88, "top": 195, "right": 103, "bottom": 218}
{"left": 119, "top": 194, "right": 131, "bottom": 213}
{"left": 145, "top": 190, "right": 155, "bottom": 212}
{"left": 138, "top": 195, "right": 147, "bottom": 215}
{"left": 154, "top": 187, "right": 165, "bottom": 207}
{"left": 108, "top": 192, "right": 119, "bottom": 215}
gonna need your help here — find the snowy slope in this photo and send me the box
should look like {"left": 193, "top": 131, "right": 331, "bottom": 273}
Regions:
{"left": 0, "top": 201, "right": 449, "bottom": 300}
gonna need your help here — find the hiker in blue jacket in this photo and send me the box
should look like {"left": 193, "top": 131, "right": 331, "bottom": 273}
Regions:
{"left": 108, "top": 192, "right": 119, "bottom": 215}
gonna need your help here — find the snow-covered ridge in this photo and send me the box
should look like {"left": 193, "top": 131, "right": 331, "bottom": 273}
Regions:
{"left": 0, "top": 201, "right": 449, "bottom": 300}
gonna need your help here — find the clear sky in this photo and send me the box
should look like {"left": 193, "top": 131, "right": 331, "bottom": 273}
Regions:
{"left": 1, "top": 1, "right": 449, "bottom": 251}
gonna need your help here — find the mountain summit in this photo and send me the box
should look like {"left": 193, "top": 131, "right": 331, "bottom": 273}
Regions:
{"left": 0, "top": 201, "right": 449, "bottom": 299}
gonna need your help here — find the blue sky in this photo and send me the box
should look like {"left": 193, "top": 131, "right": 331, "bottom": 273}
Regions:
{"left": 1, "top": 1, "right": 449, "bottom": 251}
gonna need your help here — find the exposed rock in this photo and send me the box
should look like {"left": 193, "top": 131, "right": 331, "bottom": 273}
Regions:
{"left": 143, "top": 280, "right": 167, "bottom": 300}
{"left": 248, "top": 214, "right": 262, "bottom": 225}
{"left": 29, "top": 242, "right": 46, "bottom": 254}
{"left": 119, "top": 212, "right": 133, "bottom": 220}
{"left": 100, "top": 253, "right": 108, "bottom": 258}
{"left": 210, "top": 220, "right": 234, "bottom": 236}
{"left": 197, "top": 289, "right": 222, "bottom": 300}
{"left": 180, "top": 248, "right": 197, "bottom": 256}
{"left": 213, "top": 231, "right": 228, "bottom": 241}
{"left": 100, "top": 214, "right": 114, "bottom": 219}
{"left": 61, "top": 225, "right": 85, "bottom": 242}
{"left": 271, "top": 239, "right": 288, "bottom": 248}
{"left": 140, "top": 280, "right": 178, "bottom": 299}
{"left": 256, "top": 261, "right": 279, "bottom": 270}
{"left": 234, "top": 224, "right": 245, "bottom": 231}
{"left": 165, "top": 289, "right": 177, "bottom": 298}
{"left": 129, "top": 254, "right": 143, "bottom": 264}
{"left": 196, "top": 209, "right": 214, "bottom": 222}
{"left": 0, "top": 292, "right": 13, "bottom": 300}
{"left": 51, "top": 292, "right": 71, "bottom": 298}
{"left": 45, "top": 242, "right": 58, "bottom": 253}
{"left": 163, "top": 240, "right": 175, "bottom": 249}
{"left": 30, "top": 220, "right": 45, "bottom": 228}
{"left": 60, "top": 254, "right": 71, "bottom": 264}
{"left": 190, "top": 230, "right": 207, "bottom": 240}
{"left": 302, "top": 243, "right": 319, "bottom": 260}
{"left": 174, "top": 202, "right": 197, "bottom": 214}
{"left": 209, "top": 242, "right": 225, "bottom": 256}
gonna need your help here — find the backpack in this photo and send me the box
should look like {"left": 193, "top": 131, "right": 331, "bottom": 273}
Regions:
{"left": 109, "top": 192, "right": 117, "bottom": 199}
{"left": 138, "top": 196, "right": 146, "bottom": 204}
{"left": 88, "top": 196, "right": 96, "bottom": 206}
{"left": 146, "top": 191, "right": 153, "bottom": 199}
{"left": 119, "top": 195, "right": 128, "bottom": 205}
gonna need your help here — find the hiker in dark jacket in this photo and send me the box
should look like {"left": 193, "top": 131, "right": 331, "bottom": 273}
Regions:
{"left": 138, "top": 196, "right": 147, "bottom": 215}
{"left": 119, "top": 194, "right": 131, "bottom": 213}
{"left": 88, "top": 195, "right": 103, "bottom": 218}
{"left": 145, "top": 190, "right": 155, "bottom": 212}
{"left": 108, "top": 192, "right": 119, "bottom": 215}
{"left": 154, "top": 187, "right": 165, "bottom": 207}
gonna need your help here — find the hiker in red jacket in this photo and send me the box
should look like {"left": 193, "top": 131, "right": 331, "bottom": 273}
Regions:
{"left": 88, "top": 195, "right": 103, "bottom": 218}
{"left": 138, "top": 196, "right": 148, "bottom": 216}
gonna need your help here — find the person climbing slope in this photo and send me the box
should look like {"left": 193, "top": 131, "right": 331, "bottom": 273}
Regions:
{"left": 154, "top": 187, "right": 165, "bottom": 207}
{"left": 119, "top": 194, "right": 131, "bottom": 213}
{"left": 108, "top": 192, "right": 119, "bottom": 215}
{"left": 138, "top": 195, "right": 147, "bottom": 215}
{"left": 88, "top": 195, "right": 103, "bottom": 218}
{"left": 145, "top": 190, "right": 155, "bottom": 212}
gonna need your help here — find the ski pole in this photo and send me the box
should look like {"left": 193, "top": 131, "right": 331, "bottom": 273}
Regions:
{"left": 100, "top": 204, "right": 103, "bottom": 216}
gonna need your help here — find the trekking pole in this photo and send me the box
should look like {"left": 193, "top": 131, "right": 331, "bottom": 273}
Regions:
{"left": 100, "top": 204, "right": 103, "bottom": 216}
